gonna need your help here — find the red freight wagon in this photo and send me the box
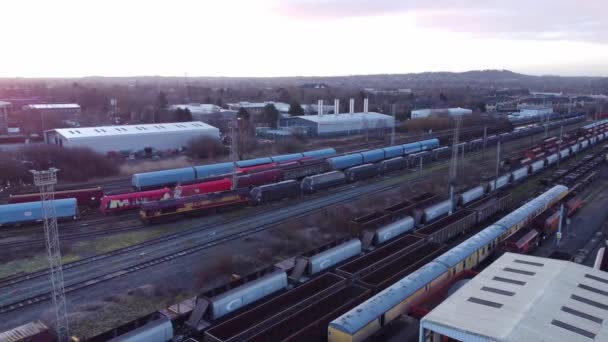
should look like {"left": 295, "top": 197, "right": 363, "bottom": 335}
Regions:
{"left": 9, "top": 186, "right": 104, "bottom": 207}
{"left": 174, "top": 178, "right": 232, "bottom": 198}
{"left": 501, "top": 227, "right": 540, "bottom": 254}
{"left": 535, "top": 210, "right": 561, "bottom": 237}
{"left": 237, "top": 163, "right": 277, "bottom": 174}
{"left": 566, "top": 197, "right": 582, "bottom": 216}
{"left": 100, "top": 188, "right": 172, "bottom": 214}
{"left": 236, "top": 169, "right": 282, "bottom": 188}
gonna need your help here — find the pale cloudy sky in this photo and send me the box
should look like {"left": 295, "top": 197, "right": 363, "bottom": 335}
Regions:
{"left": 1, "top": 0, "right": 607, "bottom": 77}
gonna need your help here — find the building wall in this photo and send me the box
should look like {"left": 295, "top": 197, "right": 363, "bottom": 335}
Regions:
{"left": 50, "top": 128, "right": 219, "bottom": 154}
{"left": 0, "top": 103, "right": 9, "bottom": 134}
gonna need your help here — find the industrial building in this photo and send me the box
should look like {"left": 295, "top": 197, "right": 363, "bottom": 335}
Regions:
{"left": 411, "top": 107, "right": 473, "bottom": 119}
{"left": 22, "top": 103, "right": 81, "bottom": 132}
{"left": 168, "top": 103, "right": 237, "bottom": 122}
{"left": 227, "top": 101, "right": 291, "bottom": 115}
{"left": 420, "top": 253, "right": 608, "bottom": 342}
{"left": 44, "top": 121, "right": 219, "bottom": 154}
{"left": 508, "top": 106, "right": 554, "bottom": 121}
{"left": 0, "top": 101, "right": 9, "bottom": 134}
{"left": 279, "top": 112, "right": 395, "bottom": 137}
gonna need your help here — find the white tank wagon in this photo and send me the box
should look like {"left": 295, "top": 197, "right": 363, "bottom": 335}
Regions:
{"left": 457, "top": 186, "right": 484, "bottom": 207}
{"left": 373, "top": 216, "right": 415, "bottom": 246}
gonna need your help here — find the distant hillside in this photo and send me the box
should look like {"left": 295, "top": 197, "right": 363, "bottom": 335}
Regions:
{"left": 1, "top": 70, "right": 607, "bottom": 93}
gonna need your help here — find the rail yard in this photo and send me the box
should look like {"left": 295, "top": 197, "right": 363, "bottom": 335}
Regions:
{"left": 2, "top": 115, "right": 608, "bottom": 342}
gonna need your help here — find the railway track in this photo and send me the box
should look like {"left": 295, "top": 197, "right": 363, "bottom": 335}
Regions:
{"left": 0, "top": 120, "right": 589, "bottom": 314}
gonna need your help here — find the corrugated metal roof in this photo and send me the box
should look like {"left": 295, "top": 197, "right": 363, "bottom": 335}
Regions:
{"left": 25, "top": 103, "right": 80, "bottom": 109}
{"left": 168, "top": 103, "right": 222, "bottom": 114}
{"left": 295, "top": 112, "right": 393, "bottom": 123}
{"left": 421, "top": 253, "right": 608, "bottom": 342}
{"left": 52, "top": 121, "right": 218, "bottom": 139}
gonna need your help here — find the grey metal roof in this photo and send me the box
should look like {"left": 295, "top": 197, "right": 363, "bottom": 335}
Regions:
{"left": 294, "top": 112, "right": 394, "bottom": 123}
{"left": 330, "top": 261, "right": 448, "bottom": 334}
{"left": 422, "top": 253, "right": 608, "bottom": 342}
{"left": 25, "top": 103, "right": 80, "bottom": 109}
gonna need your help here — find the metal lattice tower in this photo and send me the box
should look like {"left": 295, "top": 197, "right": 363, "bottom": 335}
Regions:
{"left": 448, "top": 116, "right": 462, "bottom": 214}
{"left": 31, "top": 168, "right": 69, "bottom": 341}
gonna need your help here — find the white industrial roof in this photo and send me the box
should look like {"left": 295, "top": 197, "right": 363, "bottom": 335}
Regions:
{"left": 25, "top": 103, "right": 80, "bottom": 109}
{"left": 51, "top": 121, "right": 217, "bottom": 139}
{"left": 229, "top": 101, "right": 290, "bottom": 112}
{"left": 295, "top": 112, "right": 393, "bottom": 123}
{"left": 412, "top": 107, "right": 473, "bottom": 116}
{"left": 168, "top": 103, "right": 221, "bottom": 114}
{"left": 421, "top": 253, "right": 608, "bottom": 342}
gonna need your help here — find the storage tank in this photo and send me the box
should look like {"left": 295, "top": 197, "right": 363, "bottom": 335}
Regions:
{"left": 250, "top": 180, "right": 300, "bottom": 204}
{"left": 360, "top": 149, "right": 385, "bottom": 163}
{"left": 345, "top": 164, "right": 379, "bottom": 182}
{"left": 373, "top": 216, "right": 415, "bottom": 245}
{"left": 378, "top": 157, "right": 407, "bottom": 173}
{"left": 511, "top": 166, "right": 529, "bottom": 182}
{"left": 210, "top": 271, "right": 287, "bottom": 320}
{"left": 327, "top": 154, "right": 363, "bottom": 170}
{"left": 307, "top": 239, "right": 361, "bottom": 275}
{"left": 301, "top": 171, "right": 346, "bottom": 193}
{"left": 459, "top": 186, "right": 484, "bottom": 206}
{"left": 422, "top": 199, "right": 452, "bottom": 223}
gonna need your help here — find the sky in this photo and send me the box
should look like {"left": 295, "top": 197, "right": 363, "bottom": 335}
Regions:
{"left": 1, "top": 0, "right": 608, "bottom": 77}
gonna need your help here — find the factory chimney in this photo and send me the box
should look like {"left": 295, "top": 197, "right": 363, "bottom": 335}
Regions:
{"left": 318, "top": 100, "right": 324, "bottom": 116}
{"left": 349, "top": 98, "right": 355, "bottom": 114}
{"left": 363, "top": 98, "right": 369, "bottom": 113}
{"left": 334, "top": 99, "right": 340, "bottom": 115}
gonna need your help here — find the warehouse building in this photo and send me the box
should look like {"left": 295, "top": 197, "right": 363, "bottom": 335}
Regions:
{"left": 44, "top": 121, "right": 219, "bottom": 154}
{"left": 0, "top": 101, "right": 10, "bottom": 134}
{"left": 420, "top": 253, "right": 608, "bottom": 342}
{"left": 168, "top": 103, "right": 237, "bottom": 122}
{"left": 279, "top": 112, "right": 394, "bottom": 137}
{"left": 227, "top": 101, "right": 291, "bottom": 115}
{"left": 22, "top": 103, "right": 81, "bottom": 132}
{"left": 411, "top": 107, "right": 473, "bottom": 119}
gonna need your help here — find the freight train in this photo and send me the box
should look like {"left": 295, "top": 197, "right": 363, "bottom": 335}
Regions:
{"left": 328, "top": 185, "right": 569, "bottom": 342}
{"left": 0, "top": 198, "right": 78, "bottom": 226}
{"left": 8, "top": 151, "right": 602, "bottom": 341}
{"left": 0, "top": 116, "right": 594, "bottom": 225}
{"left": 139, "top": 117, "right": 607, "bottom": 223}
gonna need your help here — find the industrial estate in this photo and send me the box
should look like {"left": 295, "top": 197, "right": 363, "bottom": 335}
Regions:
{"left": 2, "top": 4, "right": 608, "bottom": 342}
{"left": 2, "top": 76, "right": 608, "bottom": 342}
